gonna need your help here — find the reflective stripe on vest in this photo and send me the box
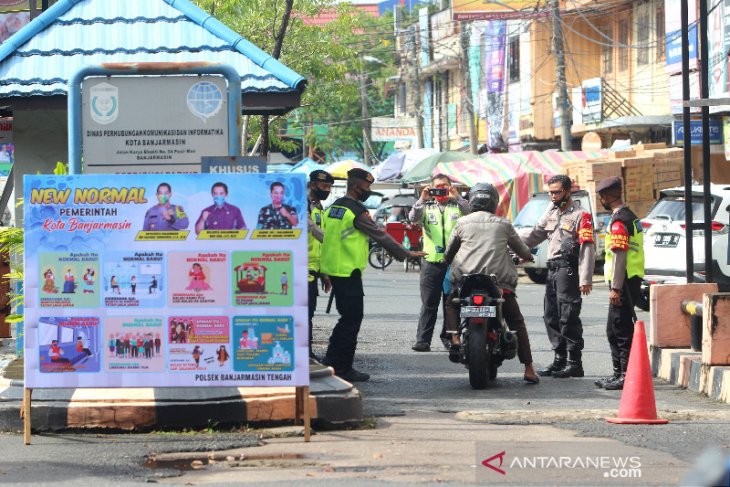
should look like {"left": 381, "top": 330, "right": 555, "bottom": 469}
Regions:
{"left": 320, "top": 198, "right": 368, "bottom": 277}
{"left": 604, "top": 219, "right": 645, "bottom": 283}
{"left": 308, "top": 205, "right": 324, "bottom": 273}
{"left": 422, "top": 203, "right": 462, "bottom": 263}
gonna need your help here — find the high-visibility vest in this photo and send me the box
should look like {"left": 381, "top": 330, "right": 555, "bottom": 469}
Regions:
{"left": 320, "top": 198, "right": 368, "bottom": 277}
{"left": 604, "top": 208, "right": 645, "bottom": 284}
{"left": 308, "top": 203, "right": 324, "bottom": 275}
{"left": 421, "top": 203, "right": 462, "bottom": 263}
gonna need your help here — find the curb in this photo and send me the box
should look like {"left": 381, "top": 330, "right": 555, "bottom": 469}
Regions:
{"left": 0, "top": 365, "right": 363, "bottom": 431}
{"left": 651, "top": 346, "right": 730, "bottom": 404}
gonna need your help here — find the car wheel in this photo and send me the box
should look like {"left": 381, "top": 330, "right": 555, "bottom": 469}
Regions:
{"left": 525, "top": 268, "right": 547, "bottom": 284}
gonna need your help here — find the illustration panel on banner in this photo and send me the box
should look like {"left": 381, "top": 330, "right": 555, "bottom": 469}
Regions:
{"left": 232, "top": 251, "right": 293, "bottom": 307}
{"left": 104, "top": 317, "right": 164, "bottom": 372}
{"left": 103, "top": 251, "right": 165, "bottom": 308}
{"left": 39, "top": 252, "right": 99, "bottom": 308}
{"left": 168, "top": 316, "right": 230, "bottom": 371}
{"left": 39, "top": 317, "right": 100, "bottom": 373}
{"left": 168, "top": 251, "right": 229, "bottom": 306}
{"left": 233, "top": 316, "right": 294, "bottom": 373}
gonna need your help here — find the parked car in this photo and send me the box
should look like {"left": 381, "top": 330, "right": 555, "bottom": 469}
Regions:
{"left": 642, "top": 184, "right": 730, "bottom": 292}
{"left": 514, "top": 189, "right": 608, "bottom": 284}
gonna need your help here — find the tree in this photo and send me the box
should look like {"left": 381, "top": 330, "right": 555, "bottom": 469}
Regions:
{"left": 194, "top": 0, "right": 396, "bottom": 162}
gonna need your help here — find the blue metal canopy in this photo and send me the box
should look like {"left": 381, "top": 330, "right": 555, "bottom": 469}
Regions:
{"left": 0, "top": 0, "right": 307, "bottom": 112}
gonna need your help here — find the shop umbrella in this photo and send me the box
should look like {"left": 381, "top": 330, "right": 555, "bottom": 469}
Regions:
{"left": 401, "top": 151, "right": 478, "bottom": 183}
{"left": 325, "top": 159, "right": 371, "bottom": 179}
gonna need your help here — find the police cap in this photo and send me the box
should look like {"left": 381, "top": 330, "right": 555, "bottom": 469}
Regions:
{"left": 596, "top": 176, "right": 622, "bottom": 193}
{"left": 309, "top": 169, "right": 335, "bottom": 184}
{"left": 347, "top": 168, "right": 374, "bottom": 183}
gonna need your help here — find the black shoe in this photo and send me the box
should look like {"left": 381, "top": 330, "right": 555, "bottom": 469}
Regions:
{"left": 412, "top": 342, "right": 431, "bottom": 352}
{"left": 448, "top": 343, "right": 461, "bottom": 363}
{"left": 337, "top": 368, "right": 370, "bottom": 382}
{"left": 440, "top": 336, "right": 451, "bottom": 351}
{"left": 552, "top": 362, "right": 584, "bottom": 378}
{"left": 537, "top": 358, "right": 566, "bottom": 377}
{"left": 603, "top": 376, "right": 624, "bottom": 390}
{"left": 594, "top": 375, "right": 620, "bottom": 388}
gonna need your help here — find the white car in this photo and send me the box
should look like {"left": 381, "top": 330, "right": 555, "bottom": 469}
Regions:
{"left": 514, "top": 189, "right": 608, "bottom": 284}
{"left": 642, "top": 184, "right": 730, "bottom": 291}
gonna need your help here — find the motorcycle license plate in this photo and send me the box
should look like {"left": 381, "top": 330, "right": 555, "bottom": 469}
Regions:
{"left": 461, "top": 306, "right": 496, "bottom": 318}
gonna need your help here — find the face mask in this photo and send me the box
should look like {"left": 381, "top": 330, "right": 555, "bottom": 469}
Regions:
{"left": 314, "top": 189, "right": 330, "bottom": 200}
{"left": 357, "top": 189, "right": 372, "bottom": 202}
{"left": 213, "top": 196, "right": 226, "bottom": 207}
{"left": 158, "top": 194, "right": 169, "bottom": 205}
{"left": 552, "top": 193, "right": 569, "bottom": 209}
{"left": 601, "top": 200, "right": 612, "bottom": 211}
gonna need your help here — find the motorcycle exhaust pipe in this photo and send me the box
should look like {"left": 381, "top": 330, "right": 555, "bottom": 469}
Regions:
{"left": 501, "top": 331, "right": 518, "bottom": 360}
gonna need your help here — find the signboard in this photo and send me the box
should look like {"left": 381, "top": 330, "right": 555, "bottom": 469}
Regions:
{"left": 724, "top": 117, "right": 730, "bottom": 160}
{"left": 23, "top": 173, "right": 308, "bottom": 388}
{"left": 669, "top": 71, "right": 701, "bottom": 114}
{"left": 453, "top": 0, "right": 539, "bottom": 20}
{"left": 0, "top": 0, "right": 28, "bottom": 12}
{"left": 582, "top": 77, "right": 602, "bottom": 124}
{"left": 0, "top": 10, "right": 28, "bottom": 43}
{"left": 201, "top": 156, "right": 266, "bottom": 174}
{"left": 673, "top": 119, "right": 724, "bottom": 146}
{"left": 371, "top": 117, "right": 418, "bottom": 144}
{"left": 82, "top": 76, "right": 229, "bottom": 173}
{"left": 571, "top": 87, "right": 583, "bottom": 126}
{"left": 665, "top": 0, "right": 698, "bottom": 74}
{"left": 708, "top": 0, "right": 730, "bottom": 113}
{"left": 0, "top": 117, "right": 12, "bottom": 176}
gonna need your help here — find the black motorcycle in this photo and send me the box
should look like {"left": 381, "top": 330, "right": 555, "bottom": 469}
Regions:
{"left": 452, "top": 273, "right": 518, "bottom": 389}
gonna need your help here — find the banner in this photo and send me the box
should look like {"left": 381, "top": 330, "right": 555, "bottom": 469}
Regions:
{"left": 0, "top": 117, "right": 12, "bottom": 176}
{"left": 453, "top": 0, "right": 538, "bottom": 20}
{"left": 0, "top": 10, "right": 28, "bottom": 43}
{"left": 485, "top": 21, "right": 507, "bottom": 151}
{"left": 23, "top": 173, "right": 308, "bottom": 388}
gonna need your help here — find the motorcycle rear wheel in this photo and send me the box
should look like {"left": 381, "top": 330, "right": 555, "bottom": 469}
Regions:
{"left": 368, "top": 245, "right": 393, "bottom": 270}
{"left": 466, "top": 321, "right": 490, "bottom": 389}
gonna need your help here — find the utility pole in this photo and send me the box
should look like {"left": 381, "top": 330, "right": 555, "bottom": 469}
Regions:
{"left": 358, "top": 56, "right": 372, "bottom": 165}
{"left": 551, "top": 0, "right": 571, "bottom": 151}
{"left": 460, "top": 22, "right": 478, "bottom": 154}
{"left": 408, "top": 26, "right": 424, "bottom": 149}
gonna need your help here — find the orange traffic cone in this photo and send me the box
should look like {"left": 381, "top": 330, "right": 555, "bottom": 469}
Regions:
{"left": 607, "top": 320, "right": 668, "bottom": 424}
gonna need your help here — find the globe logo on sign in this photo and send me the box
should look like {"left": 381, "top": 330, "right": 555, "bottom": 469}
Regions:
{"left": 187, "top": 81, "right": 223, "bottom": 123}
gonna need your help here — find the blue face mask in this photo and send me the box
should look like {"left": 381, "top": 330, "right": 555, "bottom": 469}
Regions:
{"left": 213, "top": 196, "right": 226, "bottom": 207}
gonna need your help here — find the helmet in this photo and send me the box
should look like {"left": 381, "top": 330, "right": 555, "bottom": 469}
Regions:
{"left": 468, "top": 183, "right": 499, "bottom": 213}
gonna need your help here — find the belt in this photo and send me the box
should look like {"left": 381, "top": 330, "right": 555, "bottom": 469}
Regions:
{"left": 546, "top": 259, "right": 574, "bottom": 271}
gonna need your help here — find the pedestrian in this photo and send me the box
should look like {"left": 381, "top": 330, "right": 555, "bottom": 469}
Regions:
{"left": 442, "top": 183, "right": 540, "bottom": 383}
{"left": 320, "top": 168, "right": 426, "bottom": 382}
{"left": 521, "top": 174, "right": 595, "bottom": 378}
{"left": 409, "top": 174, "right": 470, "bottom": 352}
{"left": 594, "top": 176, "right": 645, "bottom": 390}
{"left": 307, "top": 169, "right": 334, "bottom": 361}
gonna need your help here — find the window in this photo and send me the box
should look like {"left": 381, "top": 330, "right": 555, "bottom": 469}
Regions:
{"left": 618, "top": 19, "right": 629, "bottom": 71}
{"left": 637, "top": 13, "right": 649, "bottom": 65}
{"left": 508, "top": 36, "right": 520, "bottom": 82}
{"left": 601, "top": 25, "right": 613, "bottom": 74}
{"left": 656, "top": 9, "right": 666, "bottom": 61}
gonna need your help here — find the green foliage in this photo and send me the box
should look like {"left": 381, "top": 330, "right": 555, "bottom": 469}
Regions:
{"left": 0, "top": 226, "right": 23, "bottom": 322}
{"left": 193, "top": 0, "right": 397, "bottom": 161}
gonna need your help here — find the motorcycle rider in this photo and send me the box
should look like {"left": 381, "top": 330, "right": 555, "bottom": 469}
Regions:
{"left": 442, "top": 183, "right": 540, "bottom": 384}
{"left": 409, "top": 174, "right": 470, "bottom": 352}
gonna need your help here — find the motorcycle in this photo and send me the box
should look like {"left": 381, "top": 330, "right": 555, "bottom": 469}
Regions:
{"left": 452, "top": 273, "right": 518, "bottom": 389}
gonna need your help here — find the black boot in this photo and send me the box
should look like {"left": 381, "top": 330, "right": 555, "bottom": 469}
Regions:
{"left": 537, "top": 354, "right": 566, "bottom": 377}
{"left": 604, "top": 359, "right": 627, "bottom": 390}
{"left": 594, "top": 361, "right": 621, "bottom": 388}
{"left": 553, "top": 352, "right": 584, "bottom": 378}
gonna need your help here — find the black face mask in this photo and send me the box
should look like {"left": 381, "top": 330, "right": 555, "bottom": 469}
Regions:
{"left": 314, "top": 189, "right": 330, "bottom": 201}
{"left": 357, "top": 189, "right": 372, "bottom": 202}
{"left": 552, "top": 193, "right": 569, "bottom": 209}
{"left": 601, "top": 195, "right": 618, "bottom": 211}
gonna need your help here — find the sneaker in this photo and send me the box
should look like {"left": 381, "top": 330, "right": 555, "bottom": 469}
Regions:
{"left": 594, "top": 375, "right": 620, "bottom": 388}
{"left": 603, "top": 376, "right": 624, "bottom": 390}
{"left": 337, "top": 368, "right": 370, "bottom": 382}
{"left": 411, "top": 342, "right": 430, "bottom": 352}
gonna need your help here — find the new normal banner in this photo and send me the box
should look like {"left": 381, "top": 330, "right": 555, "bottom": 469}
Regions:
{"left": 23, "top": 173, "right": 308, "bottom": 388}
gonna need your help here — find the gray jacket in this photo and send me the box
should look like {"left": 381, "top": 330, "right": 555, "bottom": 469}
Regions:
{"left": 444, "top": 211, "right": 533, "bottom": 293}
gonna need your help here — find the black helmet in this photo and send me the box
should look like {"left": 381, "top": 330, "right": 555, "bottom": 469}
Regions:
{"left": 468, "top": 183, "right": 499, "bottom": 213}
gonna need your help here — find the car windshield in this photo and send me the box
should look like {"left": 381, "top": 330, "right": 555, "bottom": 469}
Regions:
{"left": 646, "top": 196, "right": 715, "bottom": 222}
{"left": 513, "top": 197, "right": 549, "bottom": 227}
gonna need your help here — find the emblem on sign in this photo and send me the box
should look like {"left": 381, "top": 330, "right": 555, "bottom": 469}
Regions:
{"left": 89, "top": 82, "right": 119, "bottom": 125}
{"left": 187, "top": 81, "right": 223, "bottom": 123}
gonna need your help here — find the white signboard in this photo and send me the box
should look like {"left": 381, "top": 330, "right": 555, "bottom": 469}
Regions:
{"left": 82, "top": 76, "right": 229, "bottom": 172}
{"left": 371, "top": 117, "right": 419, "bottom": 144}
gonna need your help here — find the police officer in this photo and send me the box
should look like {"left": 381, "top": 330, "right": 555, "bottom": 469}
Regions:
{"left": 321, "top": 168, "right": 426, "bottom": 382}
{"left": 307, "top": 169, "right": 334, "bottom": 361}
{"left": 410, "top": 174, "right": 470, "bottom": 352}
{"left": 521, "top": 174, "right": 595, "bottom": 378}
{"left": 143, "top": 182, "right": 189, "bottom": 231}
{"left": 594, "top": 176, "right": 644, "bottom": 390}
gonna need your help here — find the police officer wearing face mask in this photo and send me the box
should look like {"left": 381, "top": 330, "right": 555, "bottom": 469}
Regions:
{"left": 320, "top": 168, "right": 426, "bottom": 382}
{"left": 594, "top": 176, "right": 644, "bottom": 390}
{"left": 194, "top": 182, "right": 246, "bottom": 235}
{"left": 143, "top": 182, "right": 190, "bottom": 231}
{"left": 307, "top": 170, "right": 334, "bottom": 361}
{"left": 521, "top": 174, "right": 595, "bottom": 379}
{"left": 410, "top": 174, "right": 470, "bottom": 352}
